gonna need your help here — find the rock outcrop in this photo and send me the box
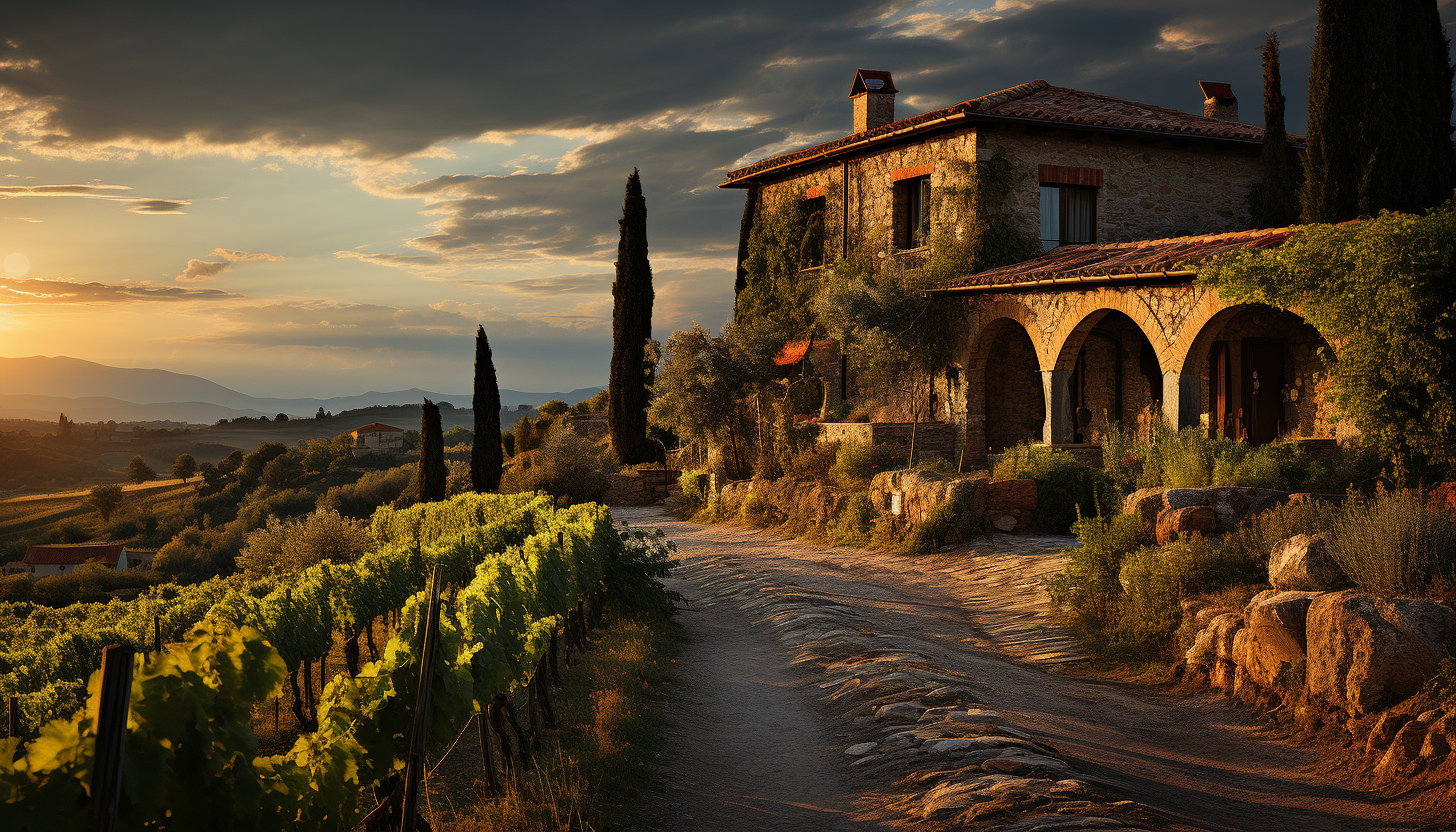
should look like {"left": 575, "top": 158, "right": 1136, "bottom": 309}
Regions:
{"left": 1267, "top": 533, "right": 1344, "bottom": 591}
{"left": 1155, "top": 505, "right": 1217, "bottom": 545}
{"left": 1306, "top": 592, "right": 1456, "bottom": 716}
{"left": 986, "top": 479, "right": 1037, "bottom": 532}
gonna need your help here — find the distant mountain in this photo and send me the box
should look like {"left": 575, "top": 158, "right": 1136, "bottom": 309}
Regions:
{"left": 0, "top": 356, "right": 604, "bottom": 423}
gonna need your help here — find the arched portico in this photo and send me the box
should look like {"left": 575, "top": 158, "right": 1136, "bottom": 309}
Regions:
{"left": 963, "top": 315, "right": 1045, "bottom": 466}
{"left": 1049, "top": 309, "right": 1165, "bottom": 444}
{"left": 1177, "top": 302, "right": 1334, "bottom": 444}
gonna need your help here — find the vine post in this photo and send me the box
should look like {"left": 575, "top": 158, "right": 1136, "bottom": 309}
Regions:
{"left": 91, "top": 643, "right": 135, "bottom": 832}
{"left": 400, "top": 565, "right": 445, "bottom": 832}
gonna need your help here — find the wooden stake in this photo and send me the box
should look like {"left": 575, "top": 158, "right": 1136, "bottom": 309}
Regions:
{"left": 400, "top": 566, "right": 444, "bottom": 832}
{"left": 92, "top": 644, "right": 135, "bottom": 832}
{"left": 477, "top": 709, "right": 498, "bottom": 795}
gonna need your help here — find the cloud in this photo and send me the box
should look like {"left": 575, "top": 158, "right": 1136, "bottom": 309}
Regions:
{"left": 0, "top": 182, "right": 193, "bottom": 213}
{"left": 0, "top": 277, "right": 236, "bottom": 304}
{"left": 333, "top": 250, "right": 443, "bottom": 268}
{"left": 176, "top": 247, "right": 285, "bottom": 282}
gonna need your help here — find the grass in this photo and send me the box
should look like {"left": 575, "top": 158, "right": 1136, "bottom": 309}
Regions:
{"left": 1328, "top": 486, "right": 1456, "bottom": 599}
{"left": 423, "top": 612, "right": 682, "bottom": 832}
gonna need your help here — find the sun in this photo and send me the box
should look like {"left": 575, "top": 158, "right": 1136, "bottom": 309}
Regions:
{"left": 3, "top": 252, "right": 29, "bottom": 278}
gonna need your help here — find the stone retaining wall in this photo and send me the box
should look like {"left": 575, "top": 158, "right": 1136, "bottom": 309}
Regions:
{"left": 605, "top": 468, "right": 680, "bottom": 506}
{"left": 816, "top": 421, "right": 957, "bottom": 463}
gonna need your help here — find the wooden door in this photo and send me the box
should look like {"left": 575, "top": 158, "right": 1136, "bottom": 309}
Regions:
{"left": 1240, "top": 339, "right": 1285, "bottom": 446}
{"left": 1209, "top": 341, "right": 1231, "bottom": 437}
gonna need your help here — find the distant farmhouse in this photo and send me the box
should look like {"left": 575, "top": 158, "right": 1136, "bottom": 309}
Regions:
{"left": 724, "top": 71, "right": 1332, "bottom": 468}
{"left": 349, "top": 422, "right": 405, "bottom": 454}
{"left": 19, "top": 543, "right": 154, "bottom": 578}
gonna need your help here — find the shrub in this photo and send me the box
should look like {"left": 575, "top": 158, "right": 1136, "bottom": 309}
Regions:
{"left": 236, "top": 508, "right": 373, "bottom": 575}
{"left": 739, "top": 490, "right": 781, "bottom": 527}
{"left": 993, "top": 443, "right": 1118, "bottom": 533}
{"left": 668, "top": 469, "right": 707, "bottom": 519}
{"left": 153, "top": 524, "right": 246, "bottom": 581}
{"left": 605, "top": 526, "right": 682, "bottom": 618}
{"left": 1218, "top": 498, "right": 1339, "bottom": 575}
{"left": 234, "top": 487, "right": 317, "bottom": 533}
{"left": 502, "top": 431, "right": 616, "bottom": 504}
{"left": 1048, "top": 512, "right": 1148, "bottom": 632}
{"left": 830, "top": 442, "right": 901, "bottom": 489}
{"left": 1327, "top": 486, "right": 1456, "bottom": 597}
{"left": 823, "top": 492, "right": 876, "bottom": 547}
{"left": 318, "top": 465, "right": 414, "bottom": 519}
{"left": 785, "top": 441, "right": 837, "bottom": 482}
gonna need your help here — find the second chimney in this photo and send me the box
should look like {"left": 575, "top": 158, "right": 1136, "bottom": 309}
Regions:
{"left": 850, "top": 69, "right": 897, "bottom": 133}
{"left": 1199, "top": 81, "right": 1238, "bottom": 122}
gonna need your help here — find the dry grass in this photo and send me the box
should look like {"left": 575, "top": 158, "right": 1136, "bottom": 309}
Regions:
{"left": 423, "top": 614, "right": 681, "bottom": 832}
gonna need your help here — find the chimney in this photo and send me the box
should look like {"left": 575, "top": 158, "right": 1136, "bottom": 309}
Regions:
{"left": 850, "top": 69, "right": 897, "bottom": 133}
{"left": 1199, "top": 81, "right": 1238, "bottom": 122}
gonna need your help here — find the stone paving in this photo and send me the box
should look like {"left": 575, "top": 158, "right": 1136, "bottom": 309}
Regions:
{"left": 676, "top": 549, "right": 1153, "bottom": 831}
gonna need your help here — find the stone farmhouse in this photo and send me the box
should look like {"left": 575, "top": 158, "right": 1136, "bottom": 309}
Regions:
{"left": 349, "top": 422, "right": 405, "bottom": 454}
{"left": 20, "top": 543, "right": 134, "bottom": 578}
{"left": 722, "top": 70, "right": 1335, "bottom": 468}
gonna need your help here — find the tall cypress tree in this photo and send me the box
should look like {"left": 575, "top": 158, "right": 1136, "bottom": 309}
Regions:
{"left": 1251, "top": 32, "right": 1300, "bottom": 228}
{"left": 734, "top": 186, "right": 758, "bottom": 297}
{"left": 608, "top": 168, "right": 655, "bottom": 465}
{"left": 1303, "top": 0, "right": 1455, "bottom": 222}
{"left": 471, "top": 325, "right": 503, "bottom": 493}
{"left": 418, "top": 398, "right": 447, "bottom": 502}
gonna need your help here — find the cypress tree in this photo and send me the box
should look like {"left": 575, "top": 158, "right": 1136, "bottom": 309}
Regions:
{"left": 1303, "top": 0, "right": 1455, "bottom": 222}
{"left": 470, "top": 325, "right": 503, "bottom": 493}
{"left": 418, "top": 399, "right": 447, "bottom": 502}
{"left": 608, "top": 168, "right": 655, "bottom": 465}
{"left": 1251, "top": 32, "right": 1300, "bottom": 228}
{"left": 734, "top": 186, "right": 758, "bottom": 297}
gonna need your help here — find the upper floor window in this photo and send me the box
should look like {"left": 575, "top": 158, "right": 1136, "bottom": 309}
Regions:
{"left": 892, "top": 166, "right": 933, "bottom": 250}
{"left": 1038, "top": 164, "right": 1103, "bottom": 251}
{"left": 1040, "top": 185, "right": 1096, "bottom": 250}
{"left": 801, "top": 195, "right": 826, "bottom": 268}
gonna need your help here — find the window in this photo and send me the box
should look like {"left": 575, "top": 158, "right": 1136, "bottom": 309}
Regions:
{"left": 894, "top": 174, "right": 931, "bottom": 250}
{"left": 801, "top": 195, "right": 826, "bottom": 268}
{"left": 1040, "top": 185, "right": 1096, "bottom": 250}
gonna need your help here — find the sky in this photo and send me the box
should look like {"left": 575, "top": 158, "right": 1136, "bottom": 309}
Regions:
{"left": 0, "top": 1, "right": 1451, "bottom": 397}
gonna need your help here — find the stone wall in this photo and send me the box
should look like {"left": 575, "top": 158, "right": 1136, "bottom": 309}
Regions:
{"left": 560, "top": 413, "right": 609, "bottom": 442}
{"left": 987, "top": 127, "right": 1261, "bottom": 244}
{"left": 753, "top": 122, "right": 1261, "bottom": 267}
{"left": 604, "top": 468, "right": 680, "bottom": 506}
{"left": 816, "top": 421, "right": 957, "bottom": 463}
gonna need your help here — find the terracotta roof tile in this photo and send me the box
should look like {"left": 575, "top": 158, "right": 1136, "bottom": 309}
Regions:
{"left": 724, "top": 80, "right": 1295, "bottom": 186}
{"left": 24, "top": 544, "right": 125, "bottom": 566}
{"left": 772, "top": 339, "right": 836, "bottom": 366}
{"left": 350, "top": 422, "right": 404, "bottom": 434}
{"left": 932, "top": 227, "right": 1296, "bottom": 292}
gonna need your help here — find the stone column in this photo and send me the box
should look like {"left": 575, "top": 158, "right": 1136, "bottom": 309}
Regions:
{"left": 1042, "top": 369, "right": 1074, "bottom": 444}
{"left": 1162, "top": 371, "right": 1202, "bottom": 429}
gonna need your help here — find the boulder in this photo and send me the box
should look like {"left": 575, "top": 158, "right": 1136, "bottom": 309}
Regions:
{"left": 1156, "top": 505, "right": 1218, "bottom": 545}
{"left": 1123, "top": 488, "right": 1165, "bottom": 533}
{"left": 1268, "top": 533, "right": 1345, "bottom": 591}
{"left": 1420, "top": 714, "right": 1452, "bottom": 764}
{"left": 986, "top": 478, "right": 1037, "bottom": 532}
{"left": 1233, "top": 590, "right": 1321, "bottom": 691}
{"left": 1163, "top": 488, "right": 1211, "bottom": 510}
{"left": 1306, "top": 591, "right": 1456, "bottom": 716}
{"left": 1207, "top": 487, "right": 1252, "bottom": 531}
{"left": 1366, "top": 711, "right": 1413, "bottom": 755}
{"left": 1376, "top": 718, "right": 1432, "bottom": 777}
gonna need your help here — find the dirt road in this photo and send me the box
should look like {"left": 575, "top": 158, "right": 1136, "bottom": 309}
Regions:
{"left": 621, "top": 507, "right": 1444, "bottom": 832}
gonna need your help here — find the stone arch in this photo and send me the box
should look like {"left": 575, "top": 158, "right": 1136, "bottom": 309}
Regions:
{"left": 1048, "top": 310, "right": 1165, "bottom": 444}
{"left": 1046, "top": 288, "right": 1174, "bottom": 373}
{"left": 1175, "top": 302, "right": 1335, "bottom": 444}
{"left": 962, "top": 312, "right": 1046, "bottom": 466}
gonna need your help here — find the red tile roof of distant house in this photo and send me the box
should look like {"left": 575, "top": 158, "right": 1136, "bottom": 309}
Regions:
{"left": 930, "top": 227, "right": 1297, "bottom": 293}
{"left": 723, "top": 80, "right": 1297, "bottom": 187}
{"left": 24, "top": 543, "right": 125, "bottom": 566}
{"left": 773, "top": 340, "right": 836, "bottom": 366}
{"left": 350, "top": 423, "right": 404, "bottom": 434}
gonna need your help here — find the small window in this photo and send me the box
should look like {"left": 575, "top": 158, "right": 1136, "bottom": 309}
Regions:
{"left": 895, "top": 175, "right": 931, "bottom": 250}
{"left": 1040, "top": 185, "right": 1097, "bottom": 250}
{"left": 801, "top": 195, "right": 826, "bottom": 268}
